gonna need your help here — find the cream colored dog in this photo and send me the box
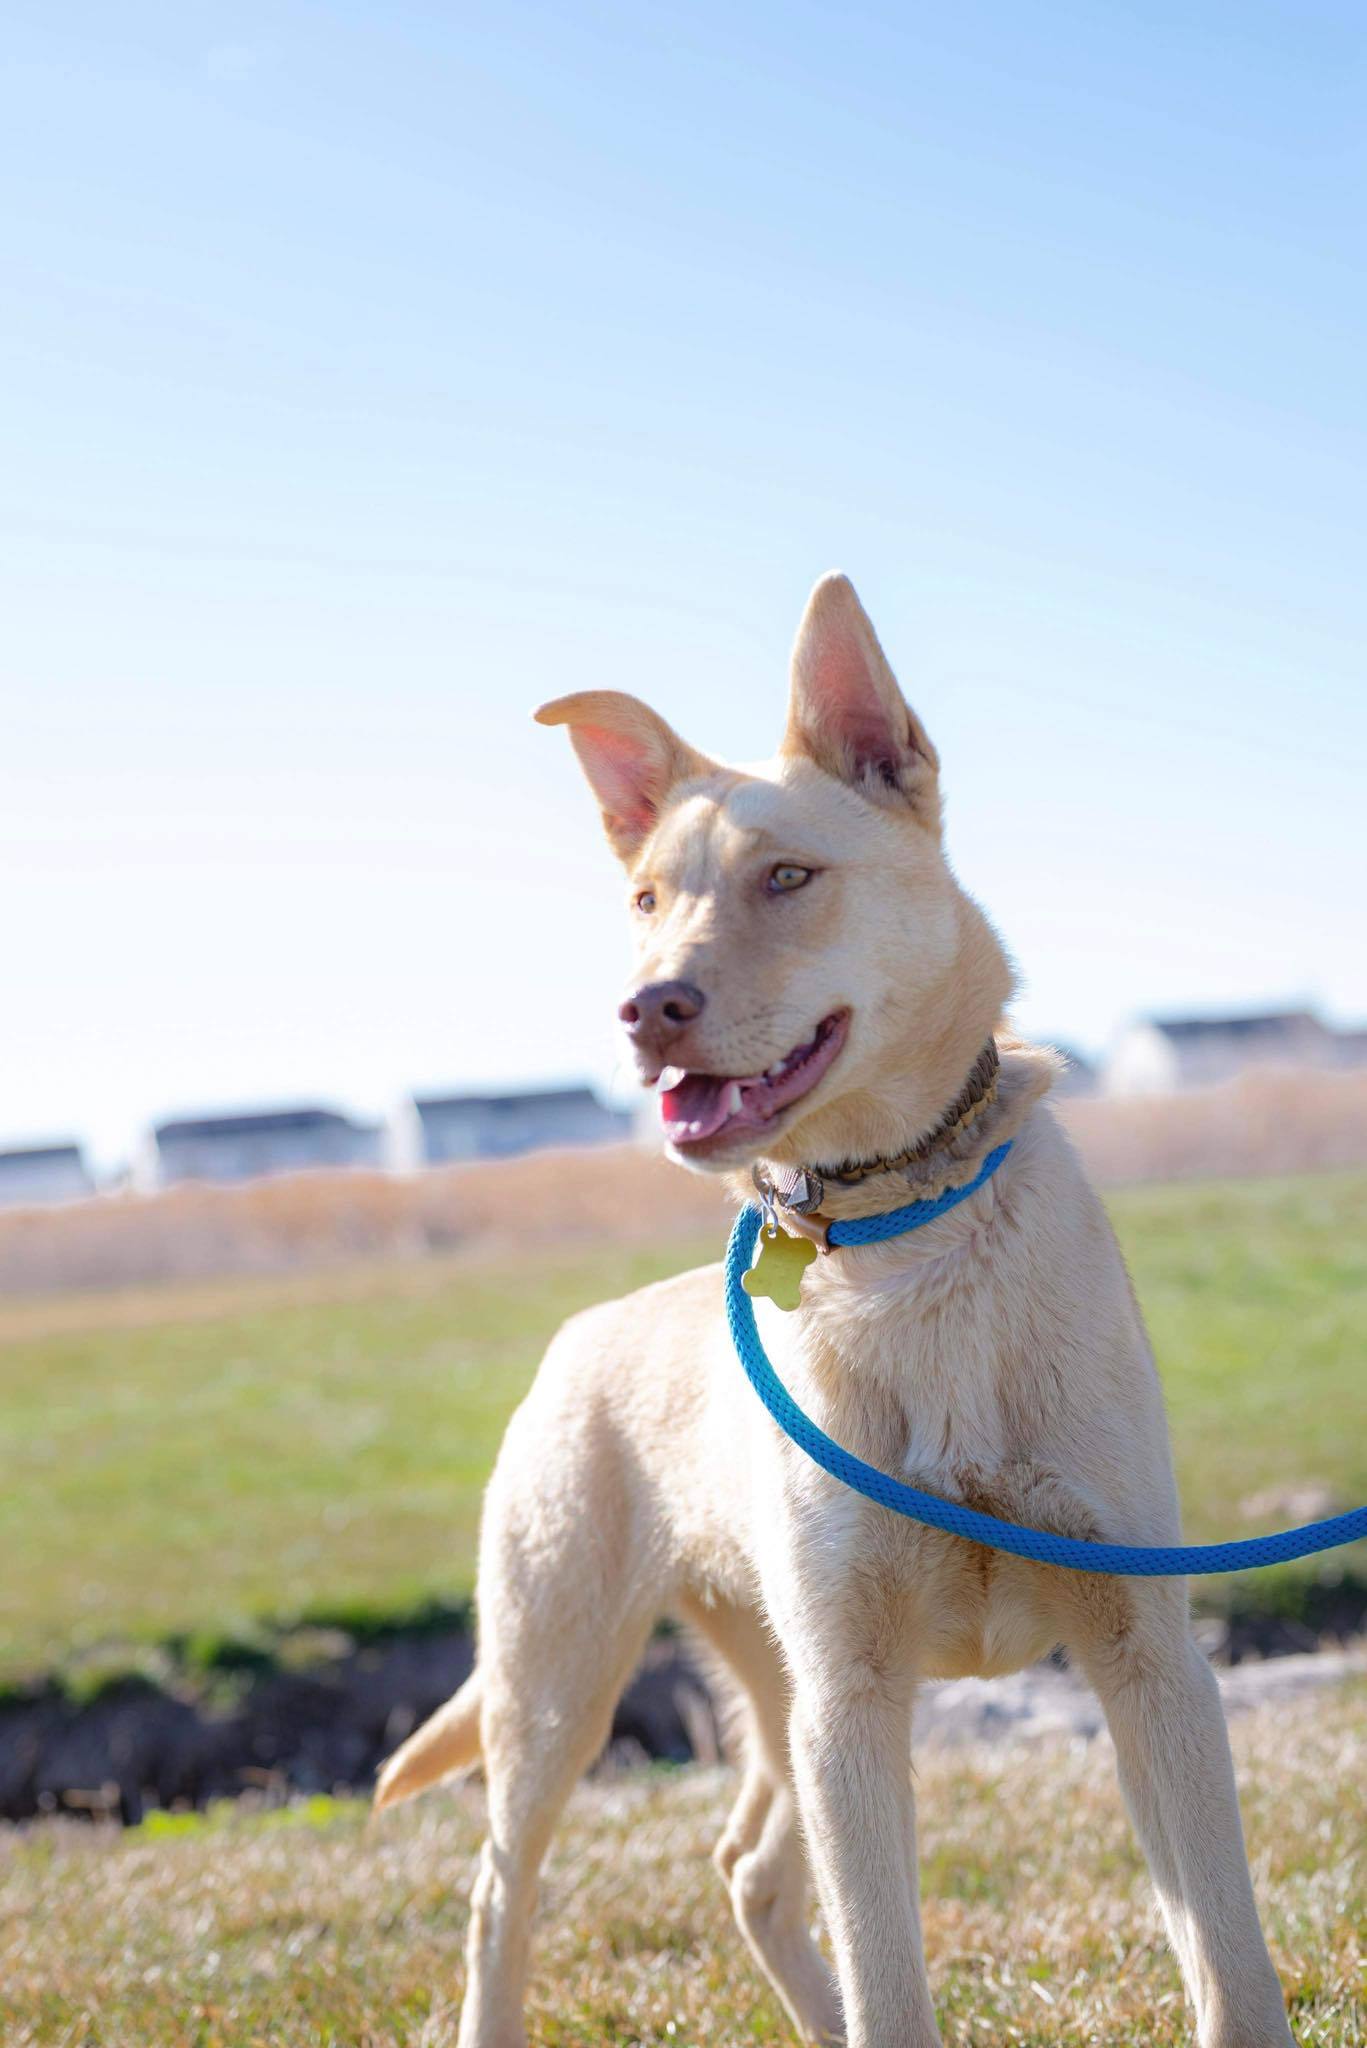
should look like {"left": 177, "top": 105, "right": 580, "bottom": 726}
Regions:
{"left": 376, "top": 575, "right": 1293, "bottom": 2048}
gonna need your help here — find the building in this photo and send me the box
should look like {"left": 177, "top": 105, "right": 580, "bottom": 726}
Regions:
{"left": 137, "top": 1106, "right": 383, "bottom": 1189}
{"left": 391, "top": 1085, "right": 632, "bottom": 1169}
{"left": 0, "top": 1142, "right": 94, "bottom": 1208}
{"left": 1103, "top": 1009, "right": 1345, "bottom": 1098}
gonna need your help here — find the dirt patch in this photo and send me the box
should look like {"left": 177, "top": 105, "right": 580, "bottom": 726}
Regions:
{"left": 0, "top": 1632, "right": 722, "bottom": 1826}
{"left": 5, "top": 1594, "right": 1364, "bottom": 1827}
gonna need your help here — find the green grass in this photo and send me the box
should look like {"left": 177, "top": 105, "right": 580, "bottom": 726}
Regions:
{"left": 1115, "top": 1172, "right": 1367, "bottom": 1619}
{"left": 1, "top": 1172, "right": 1364, "bottom": 1686}
{"left": 0, "top": 1238, "right": 717, "bottom": 1684}
{"left": 1, "top": 1686, "right": 1361, "bottom": 2044}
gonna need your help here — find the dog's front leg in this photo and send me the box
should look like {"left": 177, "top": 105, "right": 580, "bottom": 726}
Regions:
{"left": 1067, "top": 1581, "right": 1293, "bottom": 2048}
{"left": 785, "top": 1642, "right": 940, "bottom": 2048}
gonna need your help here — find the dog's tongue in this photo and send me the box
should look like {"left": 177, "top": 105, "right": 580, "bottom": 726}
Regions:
{"left": 658, "top": 1069, "right": 740, "bottom": 1143}
{"left": 653, "top": 1015, "right": 847, "bottom": 1149}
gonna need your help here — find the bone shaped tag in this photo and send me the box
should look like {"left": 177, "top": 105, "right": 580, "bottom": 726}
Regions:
{"left": 742, "top": 1227, "right": 818, "bottom": 1312}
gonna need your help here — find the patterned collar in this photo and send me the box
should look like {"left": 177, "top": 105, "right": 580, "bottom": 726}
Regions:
{"left": 752, "top": 1038, "right": 1000, "bottom": 1231}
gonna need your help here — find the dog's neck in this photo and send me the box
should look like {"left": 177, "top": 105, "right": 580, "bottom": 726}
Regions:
{"left": 749, "top": 1034, "right": 1057, "bottom": 1230}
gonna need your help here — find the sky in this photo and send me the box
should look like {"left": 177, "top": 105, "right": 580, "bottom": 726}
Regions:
{"left": 3, "top": 2, "right": 1365, "bottom": 1169}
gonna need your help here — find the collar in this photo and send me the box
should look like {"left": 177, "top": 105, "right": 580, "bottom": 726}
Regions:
{"left": 740, "top": 1138, "right": 1014, "bottom": 1306}
{"left": 751, "top": 1038, "right": 1001, "bottom": 1247}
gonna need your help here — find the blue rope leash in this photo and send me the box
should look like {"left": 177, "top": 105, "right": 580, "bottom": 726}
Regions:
{"left": 725, "top": 1146, "right": 1367, "bottom": 1577}
{"left": 823, "top": 1140, "right": 1017, "bottom": 1247}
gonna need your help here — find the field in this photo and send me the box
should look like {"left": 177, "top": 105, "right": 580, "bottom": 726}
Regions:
{"left": 5, "top": 1066, "right": 1367, "bottom": 1299}
{"left": 1, "top": 1684, "right": 1362, "bottom": 2045}
{"left": 3, "top": 1173, "right": 1366, "bottom": 1686}
{"left": 3, "top": 1169, "right": 1365, "bottom": 2043}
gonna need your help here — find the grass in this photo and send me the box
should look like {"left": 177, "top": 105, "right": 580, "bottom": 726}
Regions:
{"left": 0, "top": 1237, "right": 718, "bottom": 1684}
{"left": 1, "top": 1685, "right": 1361, "bottom": 2044}
{"left": 1, "top": 1172, "right": 1364, "bottom": 1685}
{"left": 1115, "top": 1172, "right": 1367, "bottom": 1623}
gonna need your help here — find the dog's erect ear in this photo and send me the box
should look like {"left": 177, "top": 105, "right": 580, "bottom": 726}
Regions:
{"left": 782, "top": 573, "right": 941, "bottom": 832}
{"left": 535, "top": 691, "right": 717, "bottom": 864}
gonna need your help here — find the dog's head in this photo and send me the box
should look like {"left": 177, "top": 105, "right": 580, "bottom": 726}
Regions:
{"left": 538, "top": 574, "right": 1014, "bottom": 1176}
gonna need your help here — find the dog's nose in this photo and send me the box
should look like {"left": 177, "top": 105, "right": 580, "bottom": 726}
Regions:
{"left": 618, "top": 980, "right": 706, "bottom": 1060}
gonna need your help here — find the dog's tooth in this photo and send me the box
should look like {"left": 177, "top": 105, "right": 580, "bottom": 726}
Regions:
{"left": 657, "top": 1065, "right": 686, "bottom": 1092}
{"left": 767, "top": 1061, "right": 786, "bottom": 1079}
{"left": 723, "top": 1082, "right": 743, "bottom": 1116}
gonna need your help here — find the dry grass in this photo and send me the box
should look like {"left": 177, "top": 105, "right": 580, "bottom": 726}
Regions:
{"left": 1, "top": 1685, "right": 1361, "bottom": 2045}
{"left": 5, "top": 1069, "right": 1367, "bottom": 1298}
{"left": 1058, "top": 1067, "right": 1367, "bottom": 1188}
{"left": 0, "top": 1144, "right": 731, "bottom": 1298}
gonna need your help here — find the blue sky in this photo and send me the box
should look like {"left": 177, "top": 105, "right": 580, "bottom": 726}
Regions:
{"left": 3, "top": 3, "right": 1365, "bottom": 1167}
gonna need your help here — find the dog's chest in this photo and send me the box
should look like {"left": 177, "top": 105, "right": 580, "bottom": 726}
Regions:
{"left": 759, "top": 1273, "right": 1055, "bottom": 1682}
{"left": 797, "top": 1255, "right": 1009, "bottom": 1493}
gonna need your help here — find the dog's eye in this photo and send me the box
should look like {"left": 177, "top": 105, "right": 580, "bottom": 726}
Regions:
{"left": 767, "top": 864, "right": 813, "bottom": 895}
{"left": 634, "top": 889, "right": 657, "bottom": 915}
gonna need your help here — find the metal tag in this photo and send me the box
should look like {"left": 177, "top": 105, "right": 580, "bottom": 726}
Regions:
{"left": 741, "top": 1226, "right": 818, "bottom": 1312}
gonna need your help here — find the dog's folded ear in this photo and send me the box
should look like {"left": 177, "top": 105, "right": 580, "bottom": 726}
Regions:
{"left": 534, "top": 691, "right": 718, "bottom": 864}
{"left": 783, "top": 574, "right": 941, "bottom": 834}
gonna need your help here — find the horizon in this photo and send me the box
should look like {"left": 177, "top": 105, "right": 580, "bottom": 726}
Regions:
{"left": 6, "top": 5, "right": 1365, "bottom": 1170}
{"left": 8, "top": 996, "right": 1367, "bottom": 1179}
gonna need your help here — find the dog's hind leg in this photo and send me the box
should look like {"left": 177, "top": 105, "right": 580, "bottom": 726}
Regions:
{"left": 682, "top": 1593, "right": 843, "bottom": 2045}
{"left": 1061, "top": 1578, "right": 1292, "bottom": 2048}
{"left": 452, "top": 1382, "right": 671, "bottom": 2048}
{"left": 458, "top": 1587, "right": 656, "bottom": 2048}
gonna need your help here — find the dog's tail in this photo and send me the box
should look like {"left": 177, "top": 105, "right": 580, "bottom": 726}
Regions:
{"left": 373, "top": 1669, "right": 484, "bottom": 1812}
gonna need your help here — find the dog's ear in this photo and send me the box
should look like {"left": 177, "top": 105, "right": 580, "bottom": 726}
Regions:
{"left": 782, "top": 573, "right": 940, "bottom": 833}
{"left": 535, "top": 691, "right": 717, "bottom": 864}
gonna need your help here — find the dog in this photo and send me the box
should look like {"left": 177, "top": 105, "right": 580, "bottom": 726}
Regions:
{"left": 375, "top": 574, "right": 1293, "bottom": 2048}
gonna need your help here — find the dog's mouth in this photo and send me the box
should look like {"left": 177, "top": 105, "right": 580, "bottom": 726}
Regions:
{"left": 656, "top": 1010, "right": 850, "bottom": 1155}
